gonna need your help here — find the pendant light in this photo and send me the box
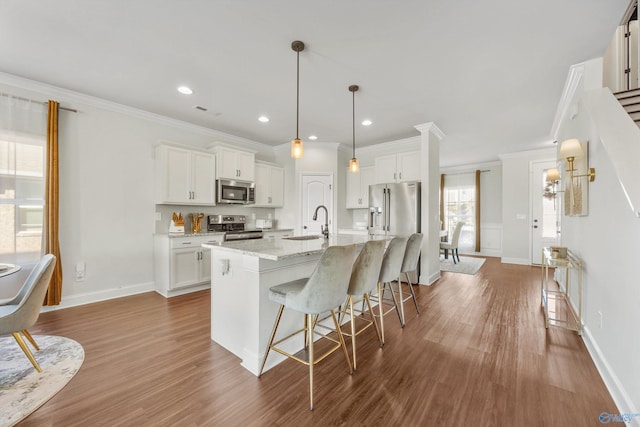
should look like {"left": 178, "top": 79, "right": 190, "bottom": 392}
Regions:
{"left": 348, "top": 85, "right": 360, "bottom": 173}
{"left": 291, "top": 40, "right": 305, "bottom": 158}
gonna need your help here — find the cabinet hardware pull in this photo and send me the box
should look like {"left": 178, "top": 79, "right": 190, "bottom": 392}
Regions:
{"left": 399, "top": 172, "right": 402, "bottom": 179}
{"left": 182, "top": 242, "right": 192, "bottom": 245}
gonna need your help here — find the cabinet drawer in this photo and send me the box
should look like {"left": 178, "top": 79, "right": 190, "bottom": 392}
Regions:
{"left": 169, "top": 235, "right": 224, "bottom": 249}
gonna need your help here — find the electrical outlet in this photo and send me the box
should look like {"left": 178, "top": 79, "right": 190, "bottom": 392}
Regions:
{"left": 75, "top": 261, "right": 85, "bottom": 282}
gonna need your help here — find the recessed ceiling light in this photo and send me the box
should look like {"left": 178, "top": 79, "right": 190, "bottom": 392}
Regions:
{"left": 308, "top": 135, "right": 318, "bottom": 140}
{"left": 258, "top": 115, "right": 269, "bottom": 123}
{"left": 362, "top": 119, "right": 372, "bottom": 126}
{"left": 177, "top": 86, "right": 193, "bottom": 95}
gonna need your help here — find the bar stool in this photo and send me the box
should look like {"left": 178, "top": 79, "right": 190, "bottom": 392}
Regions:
{"left": 338, "top": 239, "right": 386, "bottom": 371}
{"left": 258, "top": 244, "right": 356, "bottom": 410}
{"left": 397, "top": 233, "right": 424, "bottom": 324}
{"left": 372, "top": 236, "right": 408, "bottom": 342}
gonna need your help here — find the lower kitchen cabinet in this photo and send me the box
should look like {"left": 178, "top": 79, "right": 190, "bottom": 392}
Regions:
{"left": 154, "top": 234, "right": 224, "bottom": 297}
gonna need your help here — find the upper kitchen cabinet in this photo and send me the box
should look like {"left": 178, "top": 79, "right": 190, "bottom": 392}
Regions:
{"left": 374, "top": 151, "right": 421, "bottom": 183}
{"left": 346, "top": 166, "right": 374, "bottom": 208}
{"left": 215, "top": 146, "right": 255, "bottom": 181}
{"left": 155, "top": 145, "right": 216, "bottom": 205}
{"left": 254, "top": 161, "right": 284, "bottom": 207}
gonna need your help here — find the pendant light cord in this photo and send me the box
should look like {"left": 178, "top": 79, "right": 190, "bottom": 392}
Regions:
{"left": 296, "top": 49, "right": 300, "bottom": 140}
{"left": 352, "top": 89, "right": 356, "bottom": 158}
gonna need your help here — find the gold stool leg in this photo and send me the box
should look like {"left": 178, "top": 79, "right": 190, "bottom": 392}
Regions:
{"left": 331, "top": 309, "right": 353, "bottom": 375}
{"left": 405, "top": 272, "right": 420, "bottom": 313}
{"left": 348, "top": 296, "right": 357, "bottom": 370}
{"left": 258, "top": 304, "right": 285, "bottom": 377}
{"left": 12, "top": 332, "right": 42, "bottom": 373}
{"left": 308, "top": 313, "right": 314, "bottom": 410}
{"left": 22, "top": 329, "right": 40, "bottom": 351}
{"left": 397, "top": 276, "right": 406, "bottom": 326}
{"left": 364, "top": 293, "right": 383, "bottom": 347}
{"left": 378, "top": 282, "right": 385, "bottom": 344}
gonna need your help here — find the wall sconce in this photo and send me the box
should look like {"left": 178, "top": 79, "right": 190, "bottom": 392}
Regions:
{"left": 559, "top": 138, "right": 596, "bottom": 182}
{"left": 544, "top": 168, "right": 562, "bottom": 206}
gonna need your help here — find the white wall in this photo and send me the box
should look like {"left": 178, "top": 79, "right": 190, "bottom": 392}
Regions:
{"left": 554, "top": 60, "right": 640, "bottom": 421}
{"left": 499, "top": 148, "right": 556, "bottom": 264}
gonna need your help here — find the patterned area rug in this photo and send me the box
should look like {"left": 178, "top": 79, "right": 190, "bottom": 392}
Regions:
{"left": 0, "top": 335, "right": 84, "bottom": 426}
{"left": 439, "top": 256, "right": 486, "bottom": 275}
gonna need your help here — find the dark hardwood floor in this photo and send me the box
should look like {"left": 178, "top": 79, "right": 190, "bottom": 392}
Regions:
{"left": 19, "top": 257, "right": 616, "bottom": 426}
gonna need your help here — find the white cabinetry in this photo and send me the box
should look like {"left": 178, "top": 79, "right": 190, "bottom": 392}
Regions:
{"left": 346, "top": 166, "right": 374, "bottom": 208}
{"left": 254, "top": 162, "right": 284, "bottom": 207}
{"left": 215, "top": 147, "right": 255, "bottom": 181}
{"left": 155, "top": 145, "right": 216, "bottom": 205}
{"left": 154, "top": 234, "right": 224, "bottom": 297}
{"left": 374, "top": 151, "right": 420, "bottom": 184}
{"left": 262, "top": 229, "right": 293, "bottom": 238}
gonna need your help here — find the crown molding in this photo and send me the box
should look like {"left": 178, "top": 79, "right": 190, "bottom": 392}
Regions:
{"left": 498, "top": 147, "right": 556, "bottom": 160}
{"left": 414, "top": 122, "right": 445, "bottom": 140}
{"left": 356, "top": 135, "right": 421, "bottom": 155}
{"left": 550, "top": 62, "right": 585, "bottom": 140}
{"left": 0, "top": 71, "right": 272, "bottom": 152}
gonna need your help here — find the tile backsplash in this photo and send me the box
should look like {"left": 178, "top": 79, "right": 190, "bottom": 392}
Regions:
{"left": 155, "top": 204, "right": 276, "bottom": 234}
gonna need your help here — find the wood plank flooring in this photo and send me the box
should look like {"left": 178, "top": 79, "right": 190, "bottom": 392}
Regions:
{"left": 17, "top": 257, "right": 616, "bottom": 426}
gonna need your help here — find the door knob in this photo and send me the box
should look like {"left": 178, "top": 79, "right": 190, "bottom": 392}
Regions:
{"left": 303, "top": 225, "right": 307, "bottom": 229}
{"left": 533, "top": 225, "right": 538, "bottom": 229}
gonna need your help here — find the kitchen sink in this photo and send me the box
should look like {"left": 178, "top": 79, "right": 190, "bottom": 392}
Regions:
{"left": 282, "top": 235, "right": 323, "bottom": 241}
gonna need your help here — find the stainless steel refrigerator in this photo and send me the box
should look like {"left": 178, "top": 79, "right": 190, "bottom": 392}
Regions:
{"left": 368, "top": 181, "right": 421, "bottom": 237}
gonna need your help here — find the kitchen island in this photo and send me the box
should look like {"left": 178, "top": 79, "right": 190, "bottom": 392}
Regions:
{"left": 203, "top": 234, "right": 387, "bottom": 376}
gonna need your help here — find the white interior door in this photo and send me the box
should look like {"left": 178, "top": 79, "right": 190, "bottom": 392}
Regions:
{"left": 300, "top": 174, "right": 333, "bottom": 236}
{"left": 531, "top": 161, "right": 560, "bottom": 264}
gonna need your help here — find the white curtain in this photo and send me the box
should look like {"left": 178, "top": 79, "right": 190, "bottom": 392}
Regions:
{"left": 0, "top": 94, "right": 47, "bottom": 265}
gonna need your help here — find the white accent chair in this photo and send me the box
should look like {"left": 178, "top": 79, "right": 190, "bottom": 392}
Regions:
{"left": 440, "top": 222, "right": 464, "bottom": 264}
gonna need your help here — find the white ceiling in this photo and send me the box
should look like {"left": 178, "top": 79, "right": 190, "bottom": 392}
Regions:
{"left": 0, "top": 1, "right": 629, "bottom": 166}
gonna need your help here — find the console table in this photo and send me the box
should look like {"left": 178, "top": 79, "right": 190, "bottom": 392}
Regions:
{"left": 540, "top": 247, "right": 583, "bottom": 335}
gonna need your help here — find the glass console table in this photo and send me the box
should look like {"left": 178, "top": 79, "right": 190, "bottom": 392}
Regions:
{"left": 540, "top": 247, "right": 583, "bottom": 335}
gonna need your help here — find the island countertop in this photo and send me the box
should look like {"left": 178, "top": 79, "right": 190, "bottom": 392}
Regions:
{"left": 202, "top": 234, "right": 388, "bottom": 261}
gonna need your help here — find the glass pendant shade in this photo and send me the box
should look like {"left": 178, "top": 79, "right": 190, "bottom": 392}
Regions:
{"left": 291, "top": 138, "right": 303, "bottom": 158}
{"left": 349, "top": 157, "right": 360, "bottom": 173}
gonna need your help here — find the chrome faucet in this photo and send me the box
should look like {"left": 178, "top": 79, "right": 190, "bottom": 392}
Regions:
{"left": 312, "top": 205, "right": 329, "bottom": 239}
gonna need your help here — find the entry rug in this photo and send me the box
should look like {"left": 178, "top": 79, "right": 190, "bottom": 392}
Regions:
{"left": 439, "top": 256, "right": 486, "bottom": 275}
{"left": 0, "top": 335, "right": 84, "bottom": 426}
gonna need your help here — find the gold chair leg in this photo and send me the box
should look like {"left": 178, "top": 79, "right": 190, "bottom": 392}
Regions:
{"left": 22, "top": 329, "right": 40, "bottom": 351}
{"left": 12, "top": 332, "right": 42, "bottom": 373}
{"left": 258, "top": 304, "right": 285, "bottom": 378}
{"left": 331, "top": 309, "right": 353, "bottom": 375}
{"left": 348, "top": 296, "right": 357, "bottom": 370}
{"left": 405, "top": 272, "right": 420, "bottom": 314}
{"left": 378, "top": 282, "right": 385, "bottom": 344}
{"left": 364, "top": 293, "right": 383, "bottom": 347}
{"left": 397, "top": 276, "right": 406, "bottom": 327}
{"left": 308, "top": 313, "right": 314, "bottom": 410}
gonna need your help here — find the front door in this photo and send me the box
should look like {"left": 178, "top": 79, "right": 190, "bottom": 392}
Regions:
{"left": 300, "top": 174, "right": 333, "bottom": 236}
{"left": 531, "top": 161, "right": 560, "bottom": 264}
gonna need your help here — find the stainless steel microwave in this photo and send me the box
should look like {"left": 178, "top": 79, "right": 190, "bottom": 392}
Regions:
{"left": 216, "top": 179, "right": 255, "bottom": 204}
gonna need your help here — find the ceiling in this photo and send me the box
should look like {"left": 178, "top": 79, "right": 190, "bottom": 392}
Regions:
{"left": 0, "top": 1, "right": 630, "bottom": 166}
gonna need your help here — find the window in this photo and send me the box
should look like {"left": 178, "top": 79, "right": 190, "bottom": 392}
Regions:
{"left": 443, "top": 173, "right": 477, "bottom": 252}
{"left": 0, "top": 96, "right": 47, "bottom": 264}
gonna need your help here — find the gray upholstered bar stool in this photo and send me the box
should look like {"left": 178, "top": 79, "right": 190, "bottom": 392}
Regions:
{"left": 397, "top": 233, "right": 424, "bottom": 324}
{"left": 339, "top": 239, "right": 386, "bottom": 371}
{"left": 258, "top": 244, "right": 356, "bottom": 410}
{"left": 372, "top": 236, "right": 408, "bottom": 343}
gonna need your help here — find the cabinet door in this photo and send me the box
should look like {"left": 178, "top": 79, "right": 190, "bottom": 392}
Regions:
{"left": 199, "top": 248, "right": 211, "bottom": 283}
{"left": 191, "top": 151, "right": 216, "bottom": 204}
{"left": 346, "top": 167, "right": 361, "bottom": 208}
{"left": 171, "top": 248, "right": 200, "bottom": 289}
{"left": 236, "top": 151, "right": 255, "bottom": 181}
{"left": 360, "top": 166, "right": 374, "bottom": 207}
{"left": 158, "top": 146, "right": 191, "bottom": 203}
{"left": 217, "top": 148, "right": 239, "bottom": 179}
{"left": 374, "top": 154, "right": 398, "bottom": 184}
{"left": 397, "top": 151, "right": 421, "bottom": 182}
{"left": 269, "top": 166, "right": 284, "bottom": 206}
{"left": 254, "top": 163, "right": 270, "bottom": 205}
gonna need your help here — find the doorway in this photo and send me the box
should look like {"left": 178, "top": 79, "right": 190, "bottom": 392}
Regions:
{"left": 300, "top": 173, "right": 333, "bottom": 236}
{"left": 531, "top": 161, "right": 560, "bottom": 264}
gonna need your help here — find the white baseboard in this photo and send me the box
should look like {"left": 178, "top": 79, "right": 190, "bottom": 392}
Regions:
{"left": 500, "top": 257, "right": 530, "bottom": 265}
{"left": 154, "top": 283, "right": 211, "bottom": 298}
{"left": 42, "top": 281, "right": 155, "bottom": 312}
{"left": 420, "top": 271, "right": 441, "bottom": 286}
{"left": 582, "top": 326, "right": 640, "bottom": 426}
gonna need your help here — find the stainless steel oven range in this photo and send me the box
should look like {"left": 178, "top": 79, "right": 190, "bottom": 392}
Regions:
{"left": 207, "top": 214, "right": 263, "bottom": 241}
